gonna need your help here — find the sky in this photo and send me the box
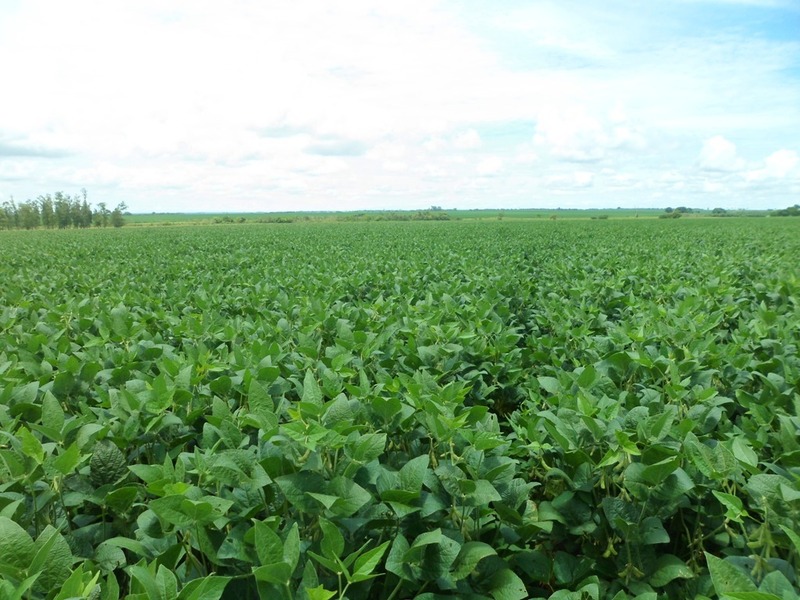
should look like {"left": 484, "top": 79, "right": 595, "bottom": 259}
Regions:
{"left": 0, "top": 0, "right": 798, "bottom": 213}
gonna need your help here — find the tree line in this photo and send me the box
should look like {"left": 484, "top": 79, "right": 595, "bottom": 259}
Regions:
{"left": 0, "top": 190, "right": 127, "bottom": 230}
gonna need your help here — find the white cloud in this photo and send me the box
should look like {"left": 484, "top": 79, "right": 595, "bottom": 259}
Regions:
{"left": 477, "top": 157, "right": 503, "bottom": 176}
{"left": 698, "top": 136, "right": 746, "bottom": 172}
{"left": 533, "top": 105, "right": 647, "bottom": 162}
{"left": 745, "top": 149, "right": 799, "bottom": 181}
{"left": 453, "top": 130, "right": 482, "bottom": 150}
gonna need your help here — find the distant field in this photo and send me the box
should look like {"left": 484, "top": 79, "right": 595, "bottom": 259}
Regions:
{"left": 124, "top": 207, "right": 743, "bottom": 225}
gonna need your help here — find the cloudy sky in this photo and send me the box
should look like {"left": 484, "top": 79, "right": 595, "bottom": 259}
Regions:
{"left": 1, "top": 0, "right": 798, "bottom": 212}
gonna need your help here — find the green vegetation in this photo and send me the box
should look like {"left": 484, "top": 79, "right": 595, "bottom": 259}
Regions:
{"left": 0, "top": 191, "right": 127, "bottom": 230}
{"left": 0, "top": 218, "right": 799, "bottom": 599}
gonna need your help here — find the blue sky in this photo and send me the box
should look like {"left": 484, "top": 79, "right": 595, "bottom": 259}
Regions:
{"left": 0, "top": 0, "right": 798, "bottom": 212}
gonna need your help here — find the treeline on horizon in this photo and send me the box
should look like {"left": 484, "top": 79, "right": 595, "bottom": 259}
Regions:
{"left": 0, "top": 190, "right": 127, "bottom": 230}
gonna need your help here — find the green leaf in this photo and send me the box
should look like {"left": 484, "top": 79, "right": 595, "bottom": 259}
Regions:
{"left": 758, "top": 570, "right": 795, "bottom": 599}
{"left": 328, "top": 476, "right": 372, "bottom": 517}
{"left": 408, "top": 529, "right": 443, "bottom": 552}
{"left": 576, "top": 365, "right": 598, "bottom": 389}
{"left": 353, "top": 541, "right": 390, "bottom": 579}
{"left": 399, "top": 454, "right": 429, "bottom": 493}
{"left": 779, "top": 524, "right": 800, "bottom": 556}
{"left": 705, "top": 553, "right": 757, "bottom": 596}
{"left": 490, "top": 568, "right": 528, "bottom": 600}
{"left": 254, "top": 521, "right": 284, "bottom": 566}
{"left": 130, "top": 564, "right": 162, "bottom": 600}
{"left": 451, "top": 542, "right": 496, "bottom": 581}
{"left": 156, "top": 565, "right": 178, "bottom": 600}
{"left": 18, "top": 426, "right": 44, "bottom": 464}
{"left": 648, "top": 554, "right": 694, "bottom": 587}
{"left": 386, "top": 535, "right": 415, "bottom": 582}
{"left": 640, "top": 517, "right": 670, "bottom": 545}
{"left": 538, "top": 377, "right": 561, "bottom": 395}
{"left": 641, "top": 456, "right": 680, "bottom": 485}
{"left": 95, "top": 542, "right": 127, "bottom": 572}
{"left": 150, "top": 495, "right": 193, "bottom": 529}
{"left": 31, "top": 526, "right": 73, "bottom": 594}
{"left": 319, "top": 518, "right": 344, "bottom": 560}
{"left": 730, "top": 438, "right": 759, "bottom": 469}
{"left": 305, "top": 586, "right": 337, "bottom": 600}
{"left": 284, "top": 522, "right": 300, "bottom": 570}
{"left": 253, "top": 562, "right": 293, "bottom": 585}
{"left": 41, "top": 392, "right": 65, "bottom": 435}
{"left": 303, "top": 370, "right": 324, "bottom": 406}
{"left": 90, "top": 440, "right": 128, "bottom": 486}
{"left": 348, "top": 433, "right": 386, "bottom": 463}
{"left": 105, "top": 486, "right": 139, "bottom": 514}
{"left": 713, "top": 491, "right": 746, "bottom": 522}
{"left": 52, "top": 443, "right": 81, "bottom": 475}
{"left": 0, "top": 516, "right": 35, "bottom": 571}
{"left": 249, "top": 380, "right": 277, "bottom": 428}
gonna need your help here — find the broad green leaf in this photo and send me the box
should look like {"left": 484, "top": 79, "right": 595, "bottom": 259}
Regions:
{"left": 648, "top": 554, "right": 694, "bottom": 587}
{"left": 31, "top": 526, "right": 73, "bottom": 593}
{"left": 641, "top": 456, "right": 680, "bottom": 485}
{"left": 41, "top": 391, "right": 65, "bottom": 434}
{"left": 254, "top": 521, "right": 283, "bottom": 566}
{"left": 155, "top": 565, "right": 178, "bottom": 600}
{"left": 284, "top": 522, "right": 300, "bottom": 570}
{"left": 489, "top": 568, "right": 528, "bottom": 600}
{"left": 178, "top": 573, "right": 229, "bottom": 597}
{"left": 779, "top": 524, "right": 800, "bottom": 556}
{"left": 538, "top": 377, "right": 561, "bottom": 395}
{"left": 18, "top": 426, "right": 44, "bottom": 464}
{"left": 400, "top": 454, "right": 429, "bottom": 493}
{"left": 305, "top": 586, "right": 337, "bottom": 600}
{"left": 52, "top": 443, "right": 81, "bottom": 475}
{"left": 0, "top": 516, "right": 35, "bottom": 570}
{"left": 353, "top": 541, "right": 390, "bottom": 578}
{"left": 319, "top": 518, "right": 344, "bottom": 560}
{"left": 130, "top": 565, "right": 162, "bottom": 600}
{"left": 758, "top": 571, "right": 795, "bottom": 599}
{"left": 705, "top": 553, "right": 757, "bottom": 596}
{"left": 451, "top": 542, "right": 496, "bottom": 581}
{"left": 576, "top": 365, "right": 598, "bottom": 389}
{"left": 253, "top": 562, "right": 293, "bottom": 585}
{"left": 303, "top": 370, "right": 324, "bottom": 406}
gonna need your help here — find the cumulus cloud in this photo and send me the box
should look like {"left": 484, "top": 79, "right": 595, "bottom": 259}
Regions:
{"left": 698, "top": 136, "right": 746, "bottom": 172}
{"left": 745, "top": 149, "right": 799, "bottom": 181}
{"left": 533, "top": 105, "right": 647, "bottom": 162}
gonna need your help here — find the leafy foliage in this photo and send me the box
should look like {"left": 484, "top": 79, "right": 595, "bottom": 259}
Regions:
{"left": 0, "top": 218, "right": 799, "bottom": 598}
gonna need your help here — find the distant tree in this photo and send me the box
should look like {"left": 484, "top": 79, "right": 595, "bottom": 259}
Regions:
{"left": 69, "top": 195, "right": 84, "bottom": 227}
{"left": 665, "top": 207, "right": 674, "bottom": 213}
{"left": 18, "top": 201, "right": 41, "bottom": 229}
{"left": 2, "top": 198, "right": 19, "bottom": 229}
{"left": 774, "top": 204, "right": 800, "bottom": 217}
{"left": 54, "top": 192, "right": 72, "bottom": 228}
{"left": 111, "top": 202, "right": 127, "bottom": 227}
{"left": 94, "top": 202, "right": 110, "bottom": 227}
{"left": 39, "top": 194, "right": 55, "bottom": 228}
